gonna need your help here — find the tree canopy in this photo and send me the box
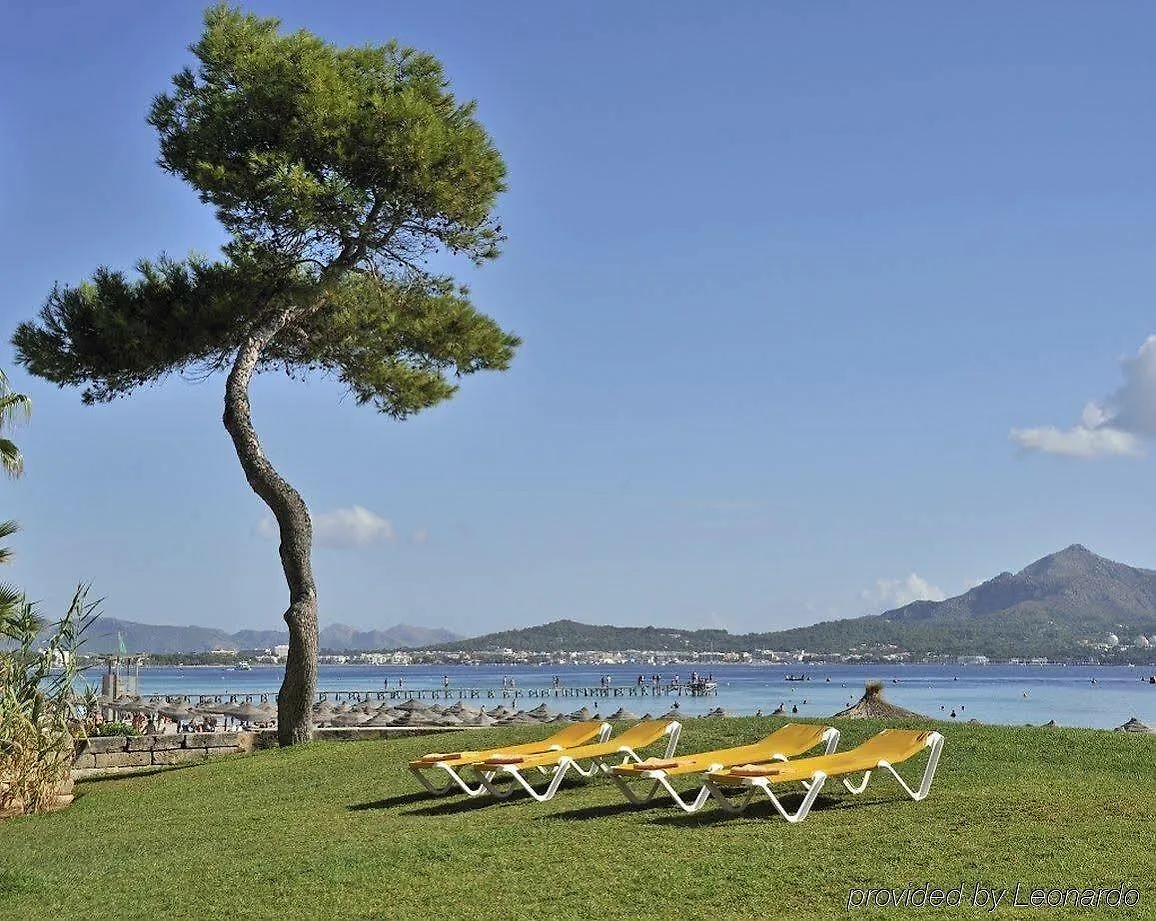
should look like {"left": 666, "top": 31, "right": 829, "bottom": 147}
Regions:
{"left": 14, "top": 4, "right": 519, "bottom": 410}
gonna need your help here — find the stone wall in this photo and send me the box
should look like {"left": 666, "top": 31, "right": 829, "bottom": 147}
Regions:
{"left": 72, "top": 725, "right": 459, "bottom": 780}
{"left": 72, "top": 732, "right": 255, "bottom": 780}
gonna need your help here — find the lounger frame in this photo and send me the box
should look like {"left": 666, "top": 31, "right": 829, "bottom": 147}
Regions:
{"left": 702, "top": 730, "right": 944, "bottom": 823}
{"left": 610, "top": 726, "right": 841, "bottom": 814}
{"left": 475, "top": 721, "right": 683, "bottom": 803}
{"left": 409, "top": 722, "right": 613, "bottom": 797}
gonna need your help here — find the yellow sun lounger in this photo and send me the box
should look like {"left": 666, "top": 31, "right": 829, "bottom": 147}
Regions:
{"left": 702, "top": 728, "right": 944, "bottom": 823}
{"left": 472, "top": 719, "right": 682, "bottom": 802}
{"left": 409, "top": 721, "right": 611, "bottom": 796}
{"left": 609, "top": 722, "right": 841, "bottom": 813}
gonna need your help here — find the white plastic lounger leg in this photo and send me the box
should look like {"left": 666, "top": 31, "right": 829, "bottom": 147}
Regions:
{"left": 879, "top": 732, "right": 944, "bottom": 801}
{"left": 410, "top": 765, "right": 490, "bottom": 797}
{"left": 609, "top": 773, "right": 714, "bottom": 814}
{"left": 704, "top": 771, "right": 827, "bottom": 820}
{"left": 842, "top": 770, "right": 871, "bottom": 794}
{"left": 822, "top": 727, "right": 841, "bottom": 755}
{"left": 703, "top": 781, "right": 759, "bottom": 814}
{"left": 759, "top": 771, "right": 827, "bottom": 823}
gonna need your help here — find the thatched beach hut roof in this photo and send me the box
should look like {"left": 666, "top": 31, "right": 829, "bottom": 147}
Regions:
{"left": 1115, "top": 716, "right": 1153, "bottom": 733}
{"left": 831, "top": 682, "right": 927, "bottom": 720}
{"left": 606, "top": 708, "right": 638, "bottom": 721}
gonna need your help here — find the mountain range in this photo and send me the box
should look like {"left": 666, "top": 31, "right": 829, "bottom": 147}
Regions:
{"left": 431, "top": 545, "right": 1156, "bottom": 660}
{"left": 67, "top": 545, "right": 1156, "bottom": 660}
{"left": 76, "top": 619, "right": 460, "bottom": 655}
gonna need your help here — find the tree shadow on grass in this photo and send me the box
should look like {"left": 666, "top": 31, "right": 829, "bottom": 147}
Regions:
{"left": 403, "top": 796, "right": 525, "bottom": 817}
{"left": 77, "top": 762, "right": 204, "bottom": 784}
{"left": 545, "top": 799, "right": 672, "bottom": 821}
{"left": 347, "top": 791, "right": 432, "bottom": 811}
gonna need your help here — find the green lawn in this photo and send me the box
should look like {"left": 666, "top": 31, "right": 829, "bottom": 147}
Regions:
{"left": 1, "top": 718, "right": 1152, "bottom": 920}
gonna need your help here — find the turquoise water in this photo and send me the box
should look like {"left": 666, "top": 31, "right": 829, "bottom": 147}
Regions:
{"left": 92, "top": 663, "right": 1156, "bottom": 730}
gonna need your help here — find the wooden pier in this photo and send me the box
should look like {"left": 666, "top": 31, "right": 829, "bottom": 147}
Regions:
{"left": 187, "top": 684, "right": 717, "bottom": 706}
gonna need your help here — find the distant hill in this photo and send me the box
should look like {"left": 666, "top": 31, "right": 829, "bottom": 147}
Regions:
{"left": 75, "top": 618, "right": 460, "bottom": 654}
{"left": 429, "top": 545, "right": 1156, "bottom": 660}
{"left": 766, "top": 544, "right": 1156, "bottom": 658}
{"left": 431, "top": 620, "right": 741, "bottom": 654}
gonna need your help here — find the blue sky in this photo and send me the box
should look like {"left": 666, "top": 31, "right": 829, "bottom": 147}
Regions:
{"left": 2, "top": 3, "right": 1154, "bottom": 637}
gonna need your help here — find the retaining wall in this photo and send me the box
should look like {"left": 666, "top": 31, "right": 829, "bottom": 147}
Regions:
{"left": 72, "top": 726, "right": 460, "bottom": 780}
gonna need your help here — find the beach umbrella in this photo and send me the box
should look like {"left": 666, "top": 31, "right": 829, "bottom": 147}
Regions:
{"left": 658, "top": 709, "right": 681, "bottom": 720}
{"left": 548, "top": 714, "right": 571, "bottom": 724}
{"left": 606, "top": 708, "right": 638, "bottom": 721}
{"left": 527, "top": 704, "right": 551, "bottom": 718}
{"left": 397, "top": 698, "right": 430, "bottom": 712}
{"left": 159, "top": 702, "right": 194, "bottom": 720}
{"left": 568, "top": 707, "right": 592, "bottom": 721}
{"left": 329, "top": 711, "right": 370, "bottom": 727}
{"left": 830, "top": 682, "right": 927, "bottom": 720}
{"left": 232, "top": 701, "right": 265, "bottom": 722}
{"left": 313, "top": 700, "right": 336, "bottom": 716}
{"left": 258, "top": 700, "right": 277, "bottom": 716}
{"left": 1115, "top": 716, "right": 1153, "bottom": 733}
{"left": 771, "top": 705, "right": 786, "bottom": 716}
{"left": 195, "top": 699, "right": 235, "bottom": 715}
{"left": 638, "top": 713, "right": 654, "bottom": 721}
{"left": 436, "top": 713, "right": 464, "bottom": 726}
{"left": 362, "top": 707, "right": 398, "bottom": 727}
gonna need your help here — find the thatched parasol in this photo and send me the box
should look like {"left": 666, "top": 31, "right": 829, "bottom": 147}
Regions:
{"left": 397, "top": 698, "right": 430, "bottom": 712}
{"left": 232, "top": 701, "right": 265, "bottom": 722}
{"left": 361, "top": 707, "right": 398, "bottom": 727}
{"left": 329, "top": 711, "right": 369, "bottom": 727}
{"left": 159, "top": 701, "right": 195, "bottom": 720}
{"left": 195, "top": 699, "right": 236, "bottom": 715}
{"left": 831, "top": 682, "right": 927, "bottom": 720}
{"left": 1115, "top": 716, "right": 1153, "bottom": 733}
{"left": 606, "top": 708, "right": 638, "bottom": 721}
{"left": 568, "top": 707, "right": 592, "bottom": 721}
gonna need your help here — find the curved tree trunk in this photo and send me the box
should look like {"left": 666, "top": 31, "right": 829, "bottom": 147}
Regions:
{"left": 223, "top": 307, "right": 317, "bottom": 746}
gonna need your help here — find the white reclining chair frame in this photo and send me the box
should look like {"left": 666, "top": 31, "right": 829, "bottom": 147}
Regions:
{"left": 409, "top": 722, "right": 613, "bottom": 797}
{"left": 702, "top": 730, "right": 944, "bottom": 823}
{"left": 610, "top": 726, "right": 841, "bottom": 814}
{"left": 474, "top": 721, "right": 683, "bottom": 803}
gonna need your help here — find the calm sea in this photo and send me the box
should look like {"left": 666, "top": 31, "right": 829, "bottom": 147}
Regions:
{"left": 91, "top": 662, "right": 1156, "bottom": 730}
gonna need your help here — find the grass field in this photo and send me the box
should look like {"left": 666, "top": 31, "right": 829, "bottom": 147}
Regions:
{"left": 0, "top": 717, "right": 1152, "bottom": 920}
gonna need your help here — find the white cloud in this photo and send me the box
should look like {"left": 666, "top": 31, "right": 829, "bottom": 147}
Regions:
{"left": 256, "top": 505, "right": 394, "bottom": 549}
{"left": 860, "top": 573, "right": 946, "bottom": 612}
{"left": 1011, "top": 336, "right": 1156, "bottom": 459}
{"left": 412, "top": 529, "right": 428, "bottom": 545}
{"left": 1009, "top": 423, "right": 1142, "bottom": 459}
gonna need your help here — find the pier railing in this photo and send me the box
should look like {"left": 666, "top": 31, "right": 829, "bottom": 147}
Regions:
{"left": 182, "top": 684, "right": 718, "bottom": 705}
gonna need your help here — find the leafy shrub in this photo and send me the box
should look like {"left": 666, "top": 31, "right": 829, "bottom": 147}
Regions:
{"left": 1, "top": 585, "right": 99, "bottom": 815}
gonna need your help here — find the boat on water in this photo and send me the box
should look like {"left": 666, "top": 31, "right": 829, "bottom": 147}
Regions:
{"left": 234, "top": 660, "right": 252, "bottom": 671}
{"left": 785, "top": 674, "right": 808, "bottom": 682}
